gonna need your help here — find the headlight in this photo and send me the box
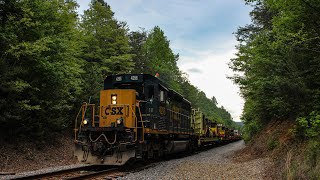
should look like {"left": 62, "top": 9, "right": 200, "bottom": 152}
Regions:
{"left": 83, "top": 119, "right": 88, "bottom": 125}
{"left": 116, "top": 118, "right": 123, "bottom": 125}
{"left": 111, "top": 95, "right": 117, "bottom": 104}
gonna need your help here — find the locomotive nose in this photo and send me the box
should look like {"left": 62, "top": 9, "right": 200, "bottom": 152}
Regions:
{"left": 99, "top": 89, "right": 136, "bottom": 128}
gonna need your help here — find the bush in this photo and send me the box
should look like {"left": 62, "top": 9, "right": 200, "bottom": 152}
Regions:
{"left": 289, "top": 112, "right": 320, "bottom": 179}
{"left": 295, "top": 111, "right": 320, "bottom": 139}
{"left": 242, "top": 120, "right": 262, "bottom": 142}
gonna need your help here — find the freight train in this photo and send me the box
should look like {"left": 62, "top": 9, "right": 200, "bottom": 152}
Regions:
{"left": 74, "top": 74, "right": 241, "bottom": 165}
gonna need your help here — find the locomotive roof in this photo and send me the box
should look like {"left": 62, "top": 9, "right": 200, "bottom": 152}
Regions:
{"left": 104, "top": 74, "right": 165, "bottom": 86}
{"left": 104, "top": 74, "right": 191, "bottom": 105}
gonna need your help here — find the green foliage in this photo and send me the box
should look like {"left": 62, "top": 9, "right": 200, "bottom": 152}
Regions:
{"left": 238, "top": 98, "right": 263, "bottom": 141}
{"left": 129, "top": 29, "right": 148, "bottom": 73}
{"left": 0, "top": 0, "right": 83, "bottom": 142}
{"left": 242, "top": 120, "right": 262, "bottom": 142}
{"left": 231, "top": 0, "right": 320, "bottom": 140}
{"left": 80, "top": 0, "right": 133, "bottom": 101}
{"left": 142, "top": 26, "right": 182, "bottom": 92}
{"left": 234, "top": 2, "right": 320, "bottom": 178}
{"left": 295, "top": 111, "right": 320, "bottom": 139}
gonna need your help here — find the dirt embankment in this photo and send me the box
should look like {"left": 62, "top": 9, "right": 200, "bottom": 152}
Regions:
{"left": 233, "top": 119, "right": 310, "bottom": 179}
{"left": 0, "top": 132, "right": 78, "bottom": 173}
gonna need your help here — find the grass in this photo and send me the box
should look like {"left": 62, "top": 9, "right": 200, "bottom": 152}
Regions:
{"left": 284, "top": 140, "right": 320, "bottom": 180}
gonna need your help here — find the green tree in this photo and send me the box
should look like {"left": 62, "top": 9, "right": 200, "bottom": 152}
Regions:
{"left": 211, "top": 96, "right": 218, "bottom": 105}
{"left": 129, "top": 28, "right": 148, "bottom": 73}
{"left": 143, "top": 26, "right": 182, "bottom": 92}
{"left": 0, "top": 0, "right": 83, "bottom": 141}
{"left": 80, "top": 0, "right": 134, "bottom": 101}
{"left": 230, "top": 0, "right": 320, "bottom": 137}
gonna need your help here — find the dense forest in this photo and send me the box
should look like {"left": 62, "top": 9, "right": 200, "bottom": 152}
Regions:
{"left": 231, "top": 0, "right": 320, "bottom": 178}
{"left": 0, "top": 0, "right": 238, "bottom": 142}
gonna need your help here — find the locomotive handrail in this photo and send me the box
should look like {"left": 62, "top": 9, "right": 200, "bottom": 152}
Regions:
{"left": 129, "top": 105, "right": 139, "bottom": 143}
{"left": 91, "top": 104, "right": 95, "bottom": 127}
{"left": 74, "top": 106, "right": 82, "bottom": 141}
{"left": 129, "top": 101, "right": 144, "bottom": 143}
{"left": 74, "top": 103, "right": 96, "bottom": 142}
{"left": 74, "top": 102, "right": 88, "bottom": 141}
{"left": 137, "top": 102, "right": 144, "bottom": 143}
{"left": 167, "top": 109, "right": 191, "bottom": 118}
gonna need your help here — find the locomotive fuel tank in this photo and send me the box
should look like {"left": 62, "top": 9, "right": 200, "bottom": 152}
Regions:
{"left": 164, "top": 140, "right": 190, "bottom": 154}
{"left": 170, "top": 141, "right": 189, "bottom": 153}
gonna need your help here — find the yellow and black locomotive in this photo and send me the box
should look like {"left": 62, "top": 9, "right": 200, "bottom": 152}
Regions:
{"left": 74, "top": 74, "right": 195, "bottom": 165}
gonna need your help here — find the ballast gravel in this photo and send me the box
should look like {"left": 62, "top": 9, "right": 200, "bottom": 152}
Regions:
{"left": 121, "top": 140, "right": 272, "bottom": 180}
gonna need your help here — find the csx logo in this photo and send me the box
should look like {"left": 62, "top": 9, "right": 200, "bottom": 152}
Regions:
{"left": 105, "top": 107, "right": 124, "bottom": 115}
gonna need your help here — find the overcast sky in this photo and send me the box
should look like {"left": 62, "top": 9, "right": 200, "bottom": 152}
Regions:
{"left": 77, "top": 0, "right": 253, "bottom": 122}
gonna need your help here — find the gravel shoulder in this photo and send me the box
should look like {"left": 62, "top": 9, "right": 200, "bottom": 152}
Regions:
{"left": 122, "top": 140, "right": 272, "bottom": 180}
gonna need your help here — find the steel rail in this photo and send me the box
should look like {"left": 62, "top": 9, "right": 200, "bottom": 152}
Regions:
{"left": 11, "top": 165, "right": 110, "bottom": 180}
{"left": 65, "top": 168, "right": 122, "bottom": 180}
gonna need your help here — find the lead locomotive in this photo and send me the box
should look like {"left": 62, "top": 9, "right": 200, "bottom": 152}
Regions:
{"left": 74, "top": 74, "right": 196, "bottom": 165}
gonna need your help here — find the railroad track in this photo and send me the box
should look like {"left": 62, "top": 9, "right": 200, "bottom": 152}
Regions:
{"left": 64, "top": 168, "right": 126, "bottom": 180}
{"left": 11, "top": 165, "right": 127, "bottom": 180}
{"left": 8, "top": 141, "right": 241, "bottom": 180}
{"left": 8, "top": 160, "right": 159, "bottom": 180}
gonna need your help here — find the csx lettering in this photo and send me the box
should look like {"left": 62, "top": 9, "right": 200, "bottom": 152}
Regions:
{"left": 105, "top": 107, "right": 124, "bottom": 115}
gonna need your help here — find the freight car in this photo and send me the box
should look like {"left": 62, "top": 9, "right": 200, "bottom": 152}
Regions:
{"left": 191, "top": 109, "right": 241, "bottom": 146}
{"left": 74, "top": 74, "right": 196, "bottom": 165}
{"left": 191, "top": 109, "right": 220, "bottom": 147}
{"left": 230, "top": 129, "right": 242, "bottom": 141}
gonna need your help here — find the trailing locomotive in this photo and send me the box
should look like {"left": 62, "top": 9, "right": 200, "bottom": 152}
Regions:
{"left": 74, "top": 74, "right": 195, "bottom": 165}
